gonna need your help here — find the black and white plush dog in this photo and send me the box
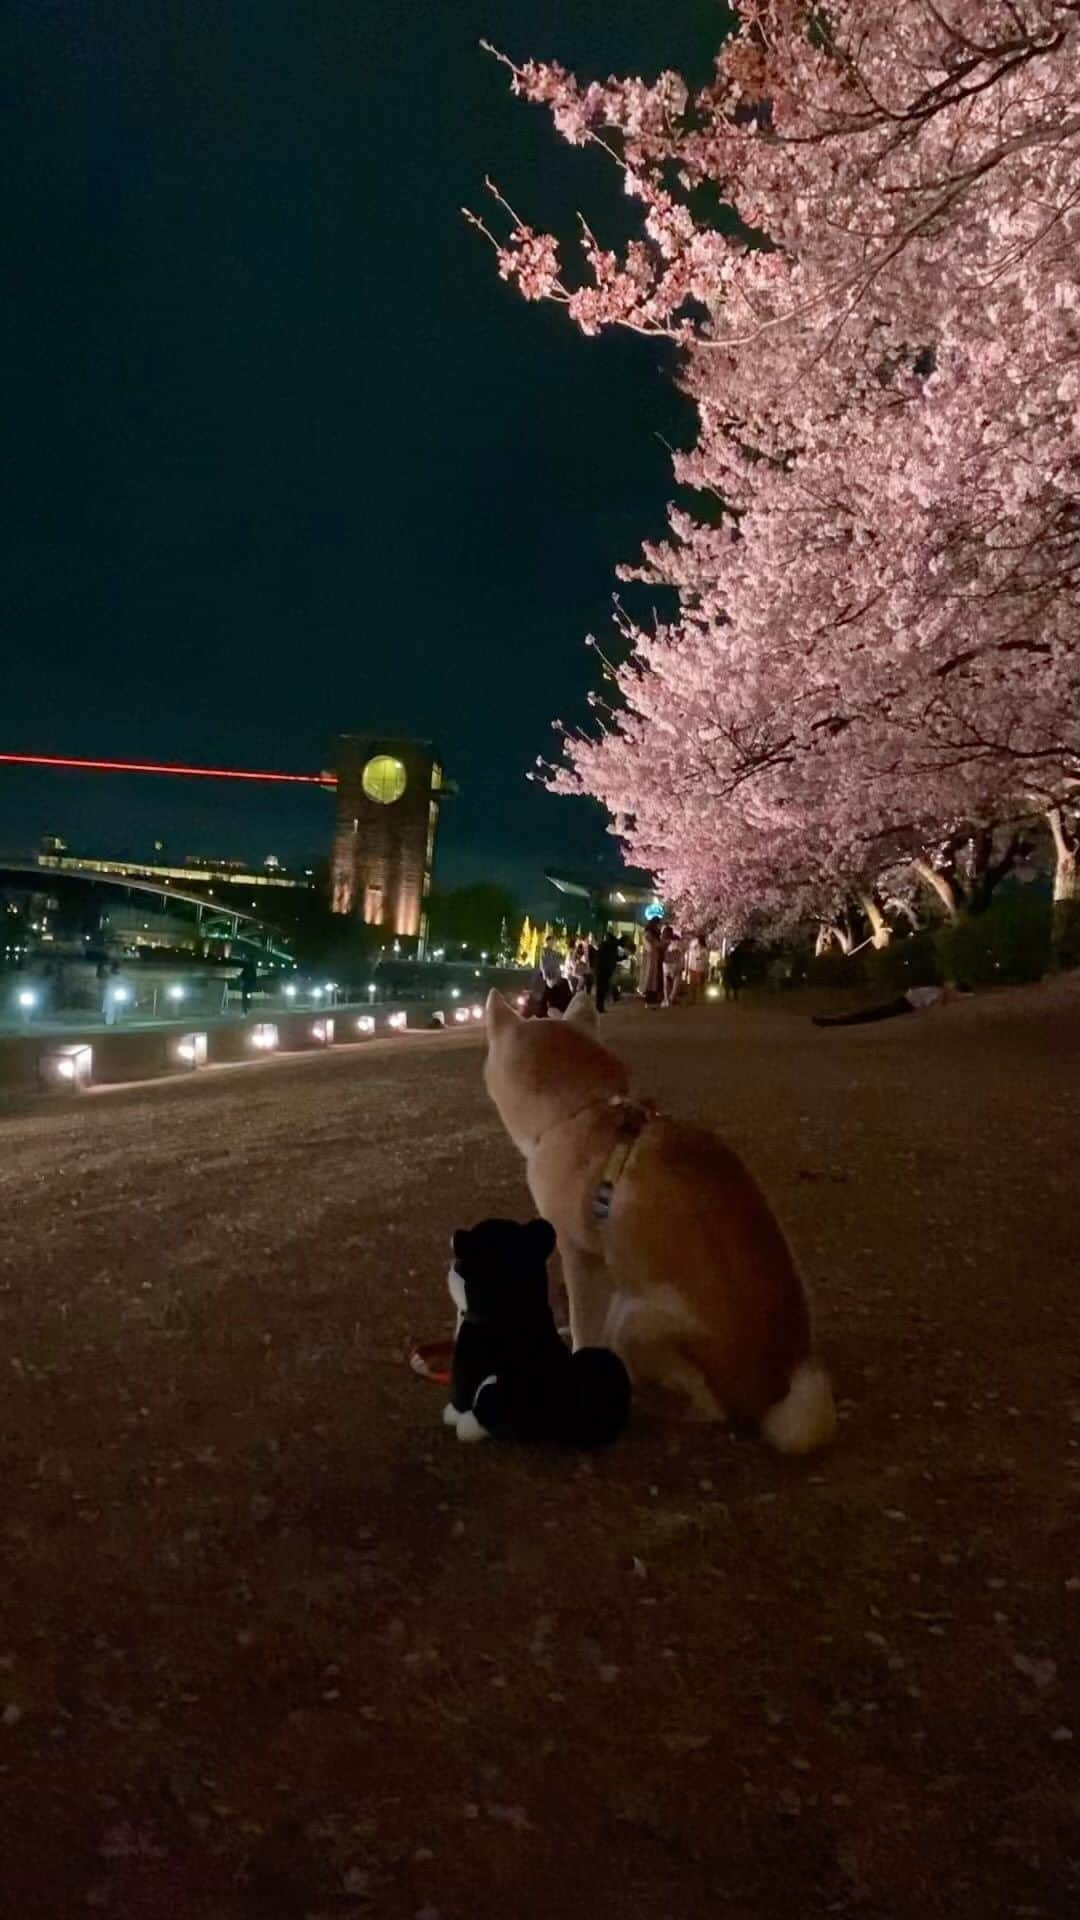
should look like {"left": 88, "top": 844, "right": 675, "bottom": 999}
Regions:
{"left": 444, "top": 1218, "right": 631, "bottom": 1447}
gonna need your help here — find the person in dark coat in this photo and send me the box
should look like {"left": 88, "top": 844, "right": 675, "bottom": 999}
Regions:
{"left": 595, "top": 931, "right": 622, "bottom": 1014}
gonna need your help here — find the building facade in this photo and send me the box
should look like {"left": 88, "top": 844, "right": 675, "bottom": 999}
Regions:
{"left": 329, "top": 735, "right": 444, "bottom": 946}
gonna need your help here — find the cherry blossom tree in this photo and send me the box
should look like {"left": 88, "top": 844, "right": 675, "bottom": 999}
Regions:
{"left": 477, "top": 3, "right": 1080, "bottom": 951}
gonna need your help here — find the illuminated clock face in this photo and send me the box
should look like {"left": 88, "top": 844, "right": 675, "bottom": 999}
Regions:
{"left": 361, "top": 755, "right": 407, "bottom": 805}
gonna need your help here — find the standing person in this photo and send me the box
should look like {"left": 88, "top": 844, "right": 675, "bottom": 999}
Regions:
{"left": 637, "top": 921, "right": 663, "bottom": 1005}
{"left": 594, "top": 930, "right": 621, "bottom": 1014}
{"left": 685, "top": 931, "right": 708, "bottom": 1005}
{"left": 101, "top": 961, "right": 121, "bottom": 1026}
{"left": 540, "top": 945, "right": 572, "bottom": 1017}
{"left": 569, "top": 938, "right": 593, "bottom": 997}
{"left": 661, "top": 925, "right": 685, "bottom": 1007}
{"left": 240, "top": 960, "right": 256, "bottom": 1013}
{"left": 724, "top": 943, "right": 745, "bottom": 1002}
{"left": 524, "top": 962, "right": 548, "bottom": 1019}
{"left": 540, "top": 944, "right": 562, "bottom": 989}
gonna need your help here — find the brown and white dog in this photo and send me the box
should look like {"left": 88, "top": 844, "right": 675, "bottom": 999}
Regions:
{"left": 483, "top": 988, "right": 836, "bottom": 1454}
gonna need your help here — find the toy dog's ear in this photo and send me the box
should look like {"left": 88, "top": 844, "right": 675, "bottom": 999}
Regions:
{"left": 451, "top": 1228, "right": 470, "bottom": 1260}
{"left": 527, "top": 1218, "right": 557, "bottom": 1262}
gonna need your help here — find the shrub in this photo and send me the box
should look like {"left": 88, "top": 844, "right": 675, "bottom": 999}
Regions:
{"left": 805, "top": 946, "right": 867, "bottom": 990}
{"left": 934, "top": 889, "right": 1051, "bottom": 987}
{"left": 864, "top": 930, "right": 941, "bottom": 992}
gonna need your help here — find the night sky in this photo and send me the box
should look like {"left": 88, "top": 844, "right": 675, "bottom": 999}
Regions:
{"left": 2, "top": 2, "right": 721, "bottom": 909}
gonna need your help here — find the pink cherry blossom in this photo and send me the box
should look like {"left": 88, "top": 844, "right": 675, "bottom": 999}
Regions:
{"left": 477, "top": 6, "right": 1080, "bottom": 938}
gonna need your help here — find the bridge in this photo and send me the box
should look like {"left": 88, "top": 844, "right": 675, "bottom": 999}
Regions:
{"left": 0, "top": 860, "right": 297, "bottom": 963}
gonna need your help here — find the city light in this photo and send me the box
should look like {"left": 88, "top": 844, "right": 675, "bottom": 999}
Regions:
{"left": 16, "top": 988, "right": 36, "bottom": 1011}
{"left": 706, "top": 984, "right": 721, "bottom": 1001}
{"left": 40, "top": 1044, "right": 93, "bottom": 1091}
{"left": 454, "top": 1006, "right": 471, "bottom": 1024}
{"left": 167, "top": 983, "right": 185, "bottom": 1002}
{"left": 310, "top": 1019, "right": 334, "bottom": 1046}
{"left": 355, "top": 1015, "right": 375, "bottom": 1035}
{"left": 449, "top": 988, "right": 460, "bottom": 1000}
{"left": 249, "top": 1023, "right": 279, "bottom": 1051}
{"left": 283, "top": 983, "right": 297, "bottom": 999}
{"left": 110, "top": 986, "right": 130, "bottom": 1004}
{"left": 173, "top": 1032, "right": 208, "bottom": 1067}
{"left": 386, "top": 1011, "right": 407, "bottom": 1032}
{"left": 470, "top": 1005, "right": 483, "bottom": 1021}
{"left": 311, "top": 986, "right": 324, "bottom": 1000}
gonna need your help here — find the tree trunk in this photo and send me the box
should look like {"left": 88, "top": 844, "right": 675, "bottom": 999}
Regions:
{"left": 860, "top": 894, "right": 892, "bottom": 949}
{"left": 912, "top": 857, "right": 959, "bottom": 920}
{"left": 1047, "top": 807, "right": 1080, "bottom": 970}
{"left": 816, "top": 921, "right": 853, "bottom": 957}
{"left": 969, "top": 829, "right": 1020, "bottom": 916}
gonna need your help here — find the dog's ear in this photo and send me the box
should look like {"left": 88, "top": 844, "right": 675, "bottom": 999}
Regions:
{"left": 564, "top": 990, "right": 598, "bottom": 1033}
{"left": 485, "top": 989, "right": 517, "bottom": 1038}
{"left": 526, "top": 1218, "right": 557, "bottom": 1263}
{"left": 451, "top": 1228, "right": 470, "bottom": 1259}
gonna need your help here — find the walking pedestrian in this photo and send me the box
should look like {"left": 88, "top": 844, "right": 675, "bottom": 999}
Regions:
{"left": 661, "top": 926, "right": 685, "bottom": 1007}
{"left": 637, "top": 922, "right": 663, "bottom": 1005}
{"left": 685, "top": 932, "right": 708, "bottom": 1005}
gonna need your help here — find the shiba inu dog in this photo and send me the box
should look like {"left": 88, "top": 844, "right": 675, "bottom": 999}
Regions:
{"left": 483, "top": 989, "right": 836, "bottom": 1454}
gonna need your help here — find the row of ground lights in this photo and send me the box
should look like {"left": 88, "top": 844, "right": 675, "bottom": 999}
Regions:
{"left": 35, "top": 1003, "right": 492, "bottom": 1093}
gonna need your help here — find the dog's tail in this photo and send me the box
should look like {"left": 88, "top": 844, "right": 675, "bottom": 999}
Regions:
{"left": 760, "top": 1359, "right": 836, "bottom": 1456}
{"left": 567, "top": 1348, "right": 632, "bottom": 1447}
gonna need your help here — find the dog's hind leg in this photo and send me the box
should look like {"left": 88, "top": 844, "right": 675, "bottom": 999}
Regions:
{"left": 607, "top": 1300, "right": 724, "bottom": 1422}
{"left": 655, "top": 1355, "right": 724, "bottom": 1422}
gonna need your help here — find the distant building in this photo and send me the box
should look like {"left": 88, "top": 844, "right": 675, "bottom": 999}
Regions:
{"left": 330, "top": 735, "right": 447, "bottom": 947}
{"left": 36, "top": 848, "right": 311, "bottom": 892}
{"left": 544, "top": 868, "right": 662, "bottom": 943}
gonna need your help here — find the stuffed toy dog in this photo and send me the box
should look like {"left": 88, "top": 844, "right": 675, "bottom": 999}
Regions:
{"left": 443, "top": 1217, "right": 630, "bottom": 1446}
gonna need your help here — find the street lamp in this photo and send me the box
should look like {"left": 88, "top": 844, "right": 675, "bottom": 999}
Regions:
{"left": 106, "top": 984, "right": 131, "bottom": 1026}
{"left": 167, "top": 983, "right": 185, "bottom": 1004}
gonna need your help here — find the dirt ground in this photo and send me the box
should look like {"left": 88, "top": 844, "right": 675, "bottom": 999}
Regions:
{"left": 1, "top": 991, "right": 1078, "bottom": 1920}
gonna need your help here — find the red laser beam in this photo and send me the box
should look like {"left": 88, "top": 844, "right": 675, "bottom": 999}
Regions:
{"left": 0, "top": 752, "right": 336, "bottom": 787}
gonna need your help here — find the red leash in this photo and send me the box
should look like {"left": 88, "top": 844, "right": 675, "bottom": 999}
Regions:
{"left": 409, "top": 1338, "right": 453, "bottom": 1386}
{"left": 409, "top": 1324, "right": 572, "bottom": 1388}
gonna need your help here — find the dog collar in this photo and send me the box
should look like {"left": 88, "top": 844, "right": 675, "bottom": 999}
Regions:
{"left": 592, "top": 1097, "right": 657, "bottom": 1223}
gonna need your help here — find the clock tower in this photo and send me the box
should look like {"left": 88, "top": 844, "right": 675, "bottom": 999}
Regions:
{"left": 329, "top": 735, "right": 445, "bottom": 949}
